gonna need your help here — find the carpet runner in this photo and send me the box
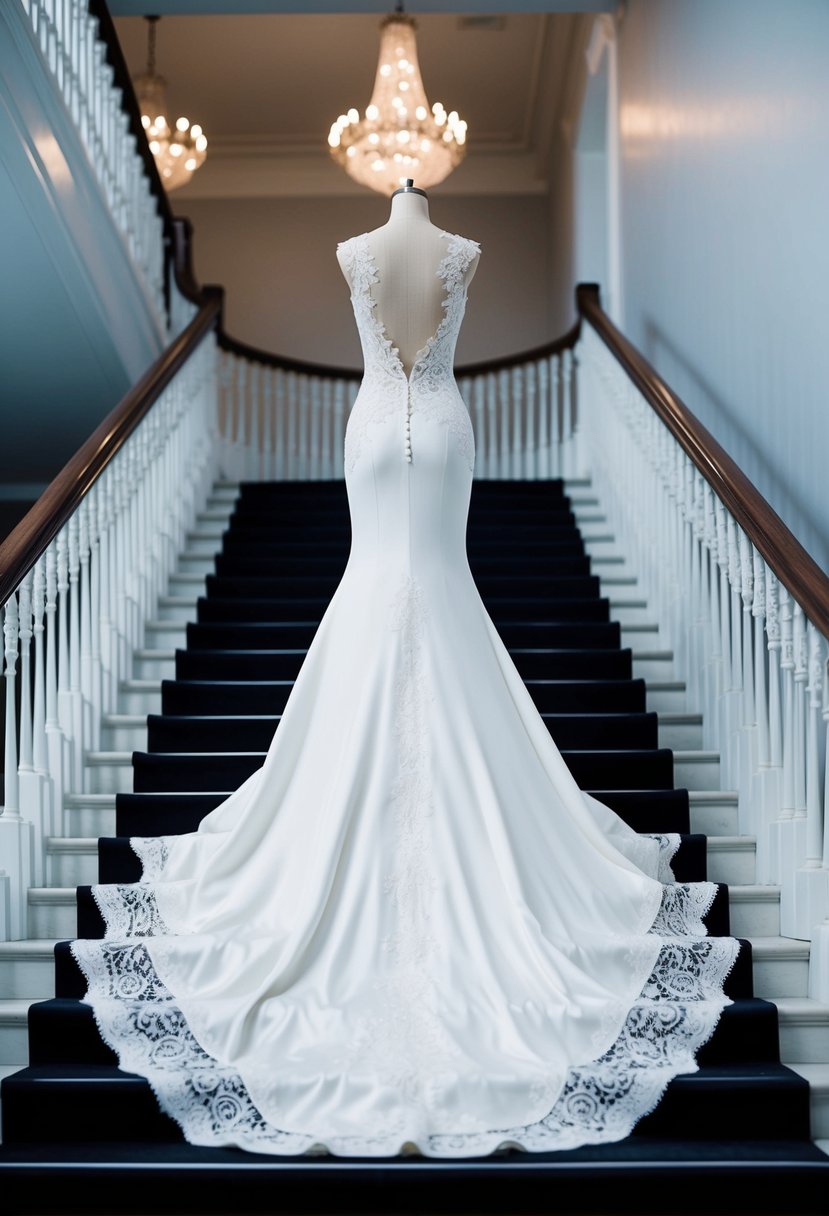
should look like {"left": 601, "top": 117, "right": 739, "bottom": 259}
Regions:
{"left": 0, "top": 479, "right": 825, "bottom": 1214}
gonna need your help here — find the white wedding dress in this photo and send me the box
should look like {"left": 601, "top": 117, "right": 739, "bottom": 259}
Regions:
{"left": 73, "top": 230, "right": 738, "bottom": 1158}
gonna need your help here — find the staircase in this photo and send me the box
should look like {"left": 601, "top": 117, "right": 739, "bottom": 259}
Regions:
{"left": 0, "top": 477, "right": 826, "bottom": 1214}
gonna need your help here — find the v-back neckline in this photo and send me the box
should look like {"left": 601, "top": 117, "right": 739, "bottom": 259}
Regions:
{"left": 358, "top": 229, "right": 455, "bottom": 384}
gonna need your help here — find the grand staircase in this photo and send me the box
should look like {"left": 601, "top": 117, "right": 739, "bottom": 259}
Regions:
{"left": 0, "top": 477, "right": 826, "bottom": 1214}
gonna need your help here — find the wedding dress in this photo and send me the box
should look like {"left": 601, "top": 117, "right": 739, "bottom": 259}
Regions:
{"left": 73, "top": 229, "right": 739, "bottom": 1159}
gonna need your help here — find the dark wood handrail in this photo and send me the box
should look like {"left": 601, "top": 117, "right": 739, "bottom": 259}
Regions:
{"left": 0, "top": 292, "right": 221, "bottom": 610}
{"left": 215, "top": 319, "right": 582, "bottom": 383}
{"left": 171, "top": 219, "right": 582, "bottom": 382}
{"left": 577, "top": 283, "right": 829, "bottom": 639}
{"left": 455, "top": 320, "right": 581, "bottom": 378}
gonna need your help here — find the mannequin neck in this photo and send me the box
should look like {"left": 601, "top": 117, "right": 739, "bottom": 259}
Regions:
{"left": 387, "top": 190, "right": 431, "bottom": 225}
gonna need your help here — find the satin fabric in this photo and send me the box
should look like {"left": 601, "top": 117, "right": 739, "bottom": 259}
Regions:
{"left": 73, "top": 231, "right": 738, "bottom": 1157}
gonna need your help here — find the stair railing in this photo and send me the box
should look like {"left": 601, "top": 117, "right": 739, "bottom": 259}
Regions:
{"left": 576, "top": 284, "right": 829, "bottom": 1000}
{"left": 0, "top": 288, "right": 221, "bottom": 939}
{"left": 214, "top": 318, "right": 582, "bottom": 482}
{"left": 17, "top": 0, "right": 175, "bottom": 329}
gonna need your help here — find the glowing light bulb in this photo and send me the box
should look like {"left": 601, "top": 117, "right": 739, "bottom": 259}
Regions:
{"left": 366, "top": 104, "right": 379, "bottom": 120}
{"left": 348, "top": 107, "right": 359, "bottom": 123}
{"left": 176, "top": 116, "right": 189, "bottom": 131}
{"left": 185, "top": 157, "right": 197, "bottom": 171}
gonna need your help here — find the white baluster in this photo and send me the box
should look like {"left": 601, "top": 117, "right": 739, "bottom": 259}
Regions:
{"left": 17, "top": 570, "right": 49, "bottom": 887}
{"left": 809, "top": 651, "right": 829, "bottom": 997}
{"left": 1, "top": 593, "right": 33, "bottom": 939}
{"left": 263, "top": 367, "right": 274, "bottom": 481}
{"left": 333, "top": 379, "right": 346, "bottom": 480}
{"left": 309, "top": 377, "right": 321, "bottom": 481}
{"left": 497, "top": 369, "right": 510, "bottom": 480}
{"left": 31, "top": 558, "right": 52, "bottom": 855}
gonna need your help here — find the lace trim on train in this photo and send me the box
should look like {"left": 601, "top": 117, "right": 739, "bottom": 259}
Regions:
{"left": 74, "top": 868, "right": 736, "bottom": 1157}
{"left": 71, "top": 930, "right": 737, "bottom": 1158}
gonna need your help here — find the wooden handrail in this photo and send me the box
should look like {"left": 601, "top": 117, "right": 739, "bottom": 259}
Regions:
{"left": 172, "top": 218, "right": 582, "bottom": 382}
{"left": 215, "top": 319, "right": 582, "bottom": 383}
{"left": 455, "top": 321, "right": 582, "bottom": 378}
{"left": 0, "top": 292, "right": 221, "bottom": 610}
{"left": 577, "top": 283, "right": 829, "bottom": 638}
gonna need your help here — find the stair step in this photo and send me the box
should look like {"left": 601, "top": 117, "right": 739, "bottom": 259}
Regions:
{"left": 0, "top": 1000, "right": 32, "bottom": 1066}
{"left": 27, "top": 889, "right": 76, "bottom": 940}
{"left": 774, "top": 998, "right": 829, "bottom": 1063}
{"left": 100, "top": 714, "right": 149, "bottom": 751}
{"left": 707, "top": 835, "right": 757, "bottom": 885}
{"left": 729, "top": 886, "right": 781, "bottom": 937}
{"left": 0, "top": 940, "right": 57, "bottom": 1000}
{"left": 673, "top": 751, "right": 721, "bottom": 790}
{"left": 0, "top": 1139, "right": 825, "bottom": 1212}
{"left": 688, "top": 790, "right": 740, "bottom": 836}
{"left": 72, "top": 881, "right": 732, "bottom": 941}
{"left": 160, "top": 677, "right": 650, "bottom": 717}
{"left": 64, "top": 794, "right": 117, "bottom": 837}
{"left": 127, "top": 747, "right": 676, "bottom": 794}
{"left": 750, "top": 937, "right": 811, "bottom": 999}
{"left": 46, "top": 838, "right": 99, "bottom": 887}
{"left": 645, "top": 680, "right": 687, "bottom": 712}
{"left": 156, "top": 594, "right": 199, "bottom": 622}
{"left": 1, "top": 1061, "right": 810, "bottom": 1146}
{"left": 788, "top": 1063, "right": 829, "bottom": 1138}
{"left": 144, "top": 711, "right": 660, "bottom": 754}
{"left": 25, "top": 995, "right": 779, "bottom": 1070}
{"left": 658, "top": 712, "right": 704, "bottom": 750}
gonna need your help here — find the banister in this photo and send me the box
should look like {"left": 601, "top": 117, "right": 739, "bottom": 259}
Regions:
{"left": 171, "top": 218, "right": 582, "bottom": 383}
{"left": 87, "top": 0, "right": 176, "bottom": 308}
{"left": 0, "top": 290, "right": 221, "bottom": 611}
{"left": 577, "top": 282, "right": 829, "bottom": 639}
{"left": 454, "top": 321, "right": 582, "bottom": 378}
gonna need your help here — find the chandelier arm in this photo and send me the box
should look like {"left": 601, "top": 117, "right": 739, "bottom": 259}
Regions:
{"left": 145, "top": 15, "right": 159, "bottom": 77}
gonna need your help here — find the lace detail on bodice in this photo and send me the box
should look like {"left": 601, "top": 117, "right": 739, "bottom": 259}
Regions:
{"left": 340, "top": 230, "right": 479, "bottom": 474}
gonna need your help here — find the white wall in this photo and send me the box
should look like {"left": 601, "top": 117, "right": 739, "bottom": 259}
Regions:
{"left": 615, "top": 0, "right": 829, "bottom": 569}
{"left": 177, "top": 194, "right": 554, "bottom": 369}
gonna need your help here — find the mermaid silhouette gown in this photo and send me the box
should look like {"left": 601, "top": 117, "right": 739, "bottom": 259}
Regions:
{"left": 73, "top": 230, "right": 738, "bottom": 1158}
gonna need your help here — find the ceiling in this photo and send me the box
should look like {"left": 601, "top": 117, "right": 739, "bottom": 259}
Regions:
{"left": 111, "top": 10, "right": 594, "bottom": 198}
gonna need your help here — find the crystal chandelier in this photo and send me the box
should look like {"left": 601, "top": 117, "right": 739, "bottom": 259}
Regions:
{"left": 134, "top": 15, "right": 207, "bottom": 192}
{"left": 328, "top": 10, "right": 467, "bottom": 196}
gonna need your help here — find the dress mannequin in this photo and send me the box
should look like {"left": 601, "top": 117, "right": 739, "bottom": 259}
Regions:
{"left": 337, "top": 179, "right": 479, "bottom": 374}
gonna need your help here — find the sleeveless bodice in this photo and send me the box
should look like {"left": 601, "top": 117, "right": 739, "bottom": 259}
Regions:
{"left": 337, "top": 230, "right": 480, "bottom": 476}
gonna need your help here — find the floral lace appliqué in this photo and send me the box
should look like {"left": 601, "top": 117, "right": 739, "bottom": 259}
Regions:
{"left": 340, "top": 231, "right": 478, "bottom": 474}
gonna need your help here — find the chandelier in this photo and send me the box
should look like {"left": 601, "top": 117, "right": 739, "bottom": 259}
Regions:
{"left": 328, "top": 10, "right": 467, "bottom": 195}
{"left": 134, "top": 15, "right": 207, "bottom": 192}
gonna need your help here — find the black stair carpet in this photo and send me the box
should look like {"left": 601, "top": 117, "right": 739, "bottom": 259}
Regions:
{"left": 1, "top": 478, "right": 826, "bottom": 1215}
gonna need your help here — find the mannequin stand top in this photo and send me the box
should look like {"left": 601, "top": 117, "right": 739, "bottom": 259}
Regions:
{"left": 337, "top": 182, "right": 479, "bottom": 375}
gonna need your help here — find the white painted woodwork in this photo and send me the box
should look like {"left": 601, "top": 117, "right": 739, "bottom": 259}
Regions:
{"left": 580, "top": 327, "right": 829, "bottom": 1001}
{"left": 1, "top": 336, "right": 218, "bottom": 938}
